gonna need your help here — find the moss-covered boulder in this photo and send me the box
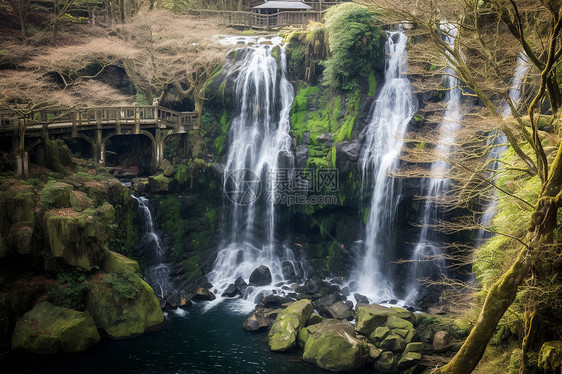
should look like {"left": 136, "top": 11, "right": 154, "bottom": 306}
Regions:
{"left": 378, "top": 333, "right": 406, "bottom": 352}
{"left": 86, "top": 273, "right": 164, "bottom": 338}
{"left": 11, "top": 301, "right": 100, "bottom": 354}
{"left": 375, "top": 351, "right": 397, "bottom": 373}
{"left": 43, "top": 182, "right": 74, "bottom": 209}
{"left": 538, "top": 340, "right": 562, "bottom": 374}
{"left": 45, "top": 203, "right": 115, "bottom": 270}
{"left": 102, "top": 250, "right": 140, "bottom": 274}
{"left": 148, "top": 174, "right": 178, "bottom": 194}
{"left": 303, "top": 320, "right": 367, "bottom": 371}
{"left": 268, "top": 299, "right": 313, "bottom": 351}
{"left": 356, "top": 304, "right": 396, "bottom": 335}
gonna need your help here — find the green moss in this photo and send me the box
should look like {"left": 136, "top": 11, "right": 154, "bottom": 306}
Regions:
{"left": 87, "top": 274, "right": 164, "bottom": 338}
{"left": 368, "top": 71, "right": 377, "bottom": 95}
{"left": 11, "top": 301, "right": 100, "bottom": 354}
{"left": 323, "top": 3, "right": 385, "bottom": 91}
{"left": 181, "top": 255, "right": 203, "bottom": 280}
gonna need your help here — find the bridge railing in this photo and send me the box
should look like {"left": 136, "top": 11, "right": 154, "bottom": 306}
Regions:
{"left": 0, "top": 105, "right": 199, "bottom": 133}
{"left": 191, "top": 9, "right": 322, "bottom": 28}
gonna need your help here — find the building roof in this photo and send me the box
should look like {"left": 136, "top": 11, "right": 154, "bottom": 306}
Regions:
{"left": 253, "top": 0, "right": 313, "bottom": 10}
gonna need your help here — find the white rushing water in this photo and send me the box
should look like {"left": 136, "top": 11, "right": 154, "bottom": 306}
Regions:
{"left": 475, "top": 53, "right": 530, "bottom": 243}
{"left": 406, "top": 23, "right": 462, "bottom": 303}
{"left": 207, "top": 41, "right": 306, "bottom": 301}
{"left": 350, "top": 30, "right": 417, "bottom": 302}
{"left": 132, "top": 195, "right": 173, "bottom": 298}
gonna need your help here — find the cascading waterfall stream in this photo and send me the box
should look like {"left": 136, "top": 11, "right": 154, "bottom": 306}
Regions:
{"left": 350, "top": 30, "right": 417, "bottom": 302}
{"left": 475, "top": 53, "right": 530, "bottom": 243}
{"left": 132, "top": 195, "right": 172, "bottom": 298}
{"left": 406, "top": 24, "right": 462, "bottom": 303}
{"left": 207, "top": 38, "right": 305, "bottom": 301}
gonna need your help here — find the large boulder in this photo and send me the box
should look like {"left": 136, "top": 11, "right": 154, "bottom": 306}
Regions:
{"left": 147, "top": 174, "right": 178, "bottom": 194}
{"left": 432, "top": 330, "right": 452, "bottom": 352}
{"left": 356, "top": 304, "right": 396, "bottom": 335}
{"left": 102, "top": 250, "right": 141, "bottom": 274}
{"left": 11, "top": 302, "right": 100, "bottom": 354}
{"left": 319, "top": 301, "right": 353, "bottom": 321}
{"left": 268, "top": 299, "right": 313, "bottom": 351}
{"left": 45, "top": 203, "right": 115, "bottom": 270}
{"left": 375, "top": 351, "right": 397, "bottom": 373}
{"left": 243, "top": 312, "right": 268, "bottom": 332}
{"left": 86, "top": 273, "right": 164, "bottom": 339}
{"left": 538, "top": 341, "right": 562, "bottom": 374}
{"left": 249, "top": 265, "right": 272, "bottom": 286}
{"left": 303, "top": 320, "right": 368, "bottom": 371}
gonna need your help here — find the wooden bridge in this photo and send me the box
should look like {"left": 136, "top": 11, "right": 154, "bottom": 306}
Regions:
{"left": 0, "top": 104, "right": 199, "bottom": 176}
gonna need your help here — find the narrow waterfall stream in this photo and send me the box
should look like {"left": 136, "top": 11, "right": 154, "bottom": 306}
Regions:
{"left": 476, "top": 53, "right": 531, "bottom": 243}
{"left": 207, "top": 38, "right": 306, "bottom": 301}
{"left": 132, "top": 195, "right": 173, "bottom": 299}
{"left": 406, "top": 24, "right": 462, "bottom": 303}
{"left": 350, "top": 29, "right": 416, "bottom": 302}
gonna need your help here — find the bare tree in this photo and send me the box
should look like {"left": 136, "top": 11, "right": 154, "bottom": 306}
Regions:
{"left": 361, "top": 0, "right": 562, "bottom": 373}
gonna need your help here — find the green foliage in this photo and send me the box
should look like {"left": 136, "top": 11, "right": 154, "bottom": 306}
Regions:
{"left": 175, "top": 164, "right": 189, "bottom": 185}
{"left": 40, "top": 180, "right": 58, "bottom": 210}
{"left": 47, "top": 283, "right": 91, "bottom": 311}
{"left": 104, "top": 271, "right": 143, "bottom": 300}
{"left": 47, "top": 268, "right": 91, "bottom": 311}
{"left": 164, "top": 137, "right": 181, "bottom": 160}
{"left": 323, "top": 3, "right": 385, "bottom": 91}
{"left": 135, "top": 92, "right": 149, "bottom": 105}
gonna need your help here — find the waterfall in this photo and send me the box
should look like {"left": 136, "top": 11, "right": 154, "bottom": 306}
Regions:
{"left": 406, "top": 24, "right": 462, "bottom": 303}
{"left": 476, "top": 53, "right": 530, "bottom": 243}
{"left": 350, "top": 30, "right": 417, "bottom": 302}
{"left": 207, "top": 39, "right": 305, "bottom": 301}
{"left": 132, "top": 195, "right": 172, "bottom": 298}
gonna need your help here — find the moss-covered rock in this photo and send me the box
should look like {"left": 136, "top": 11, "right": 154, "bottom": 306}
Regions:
{"left": 375, "top": 351, "right": 397, "bottom": 373}
{"left": 303, "top": 319, "right": 367, "bottom": 371}
{"left": 538, "top": 340, "right": 562, "bottom": 374}
{"left": 356, "top": 304, "right": 397, "bottom": 336}
{"left": 369, "top": 326, "right": 390, "bottom": 344}
{"left": 86, "top": 273, "right": 164, "bottom": 338}
{"left": 42, "top": 182, "right": 74, "bottom": 209}
{"left": 148, "top": 174, "right": 178, "bottom": 194}
{"left": 378, "top": 333, "right": 406, "bottom": 352}
{"left": 45, "top": 203, "right": 115, "bottom": 270}
{"left": 11, "top": 301, "right": 100, "bottom": 354}
{"left": 397, "top": 351, "right": 421, "bottom": 371}
{"left": 268, "top": 299, "right": 313, "bottom": 352}
{"left": 102, "top": 250, "right": 140, "bottom": 274}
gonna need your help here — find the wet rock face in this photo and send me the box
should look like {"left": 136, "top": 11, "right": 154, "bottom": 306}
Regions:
{"left": 249, "top": 265, "right": 272, "bottom": 286}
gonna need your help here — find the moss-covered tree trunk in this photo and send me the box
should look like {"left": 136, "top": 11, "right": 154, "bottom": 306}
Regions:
{"left": 435, "top": 248, "right": 529, "bottom": 374}
{"left": 437, "top": 194, "right": 560, "bottom": 374}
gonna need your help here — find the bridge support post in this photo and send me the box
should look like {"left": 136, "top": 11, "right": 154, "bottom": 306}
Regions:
{"left": 152, "top": 129, "right": 165, "bottom": 171}
{"left": 94, "top": 128, "right": 105, "bottom": 165}
{"left": 15, "top": 152, "right": 29, "bottom": 178}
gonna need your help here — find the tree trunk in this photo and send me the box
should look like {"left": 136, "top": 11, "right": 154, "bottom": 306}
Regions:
{"left": 51, "top": 0, "right": 59, "bottom": 45}
{"left": 18, "top": 11, "right": 27, "bottom": 39}
{"left": 435, "top": 247, "right": 529, "bottom": 374}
